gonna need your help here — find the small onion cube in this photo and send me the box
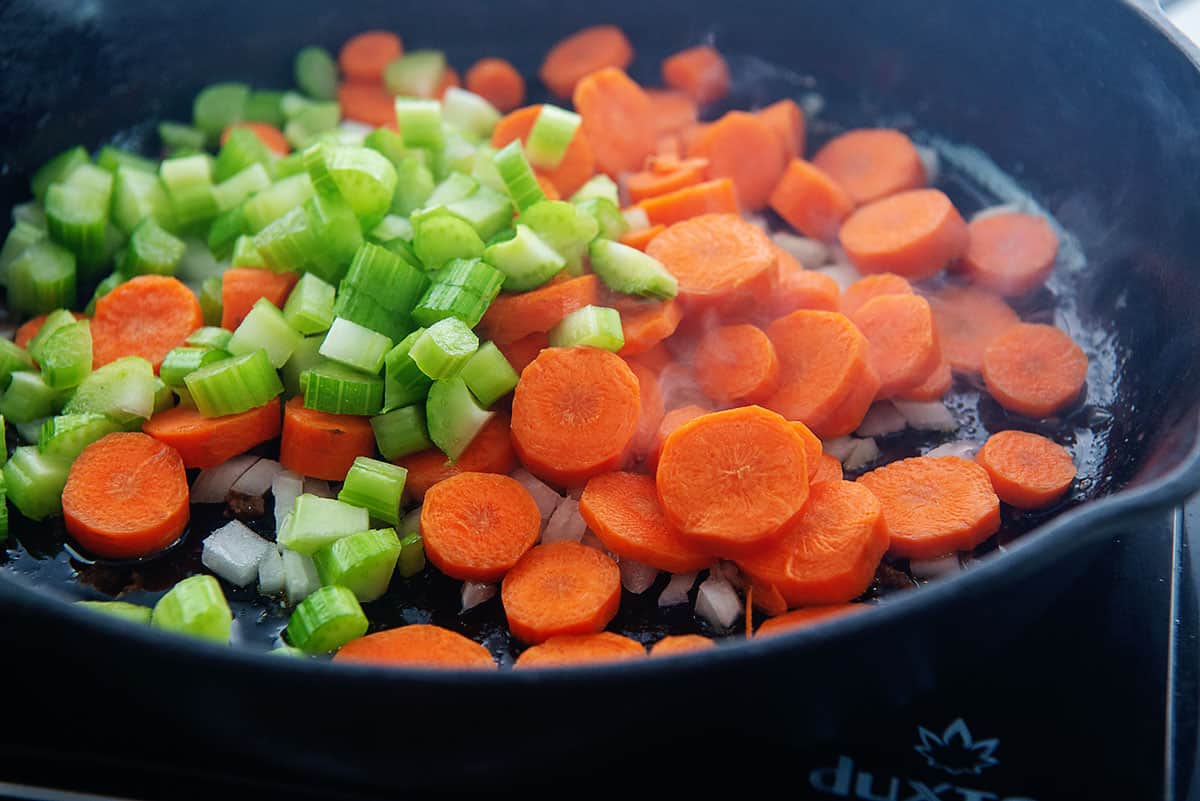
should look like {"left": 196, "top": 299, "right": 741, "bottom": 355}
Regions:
{"left": 460, "top": 581, "right": 497, "bottom": 613}
{"left": 272, "top": 470, "right": 305, "bottom": 532}
{"left": 258, "top": 547, "right": 286, "bottom": 595}
{"left": 711, "top": 560, "right": 745, "bottom": 591}
{"left": 191, "top": 455, "right": 259, "bottom": 503}
{"left": 925, "top": 440, "right": 982, "bottom": 460}
{"left": 282, "top": 549, "right": 321, "bottom": 605}
{"left": 815, "top": 262, "right": 862, "bottom": 292}
{"left": 619, "top": 558, "right": 659, "bottom": 595}
{"left": 695, "top": 576, "right": 742, "bottom": 632}
{"left": 511, "top": 468, "right": 562, "bottom": 522}
{"left": 823, "top": 436, "right": 858, "bottom": 462}
{"left": 622, "top": 205, "right": 650, "bottom": 232}
{"left": 201, "top": 520, "right": 271, "bottom": 587}
{"left": 910, "top": 554, "right": 963, "bottom": 579}
{"left": 231, "top": 457, "right": 285, "bottom": 497}
{"left": 542, "top": 497, "right": 587, "bottom": 544}
{"left": 892, "top": 399, "right": 958, "bottom": 432}
{"left": 844, "top": 437, "right": 880, "bottom": 471}
{"left": 580, "top": 530, "right": 607, "bottom": 552}
{"left": 856, "top": 402, "right": 908, "bottom": 438}
{"left": 658, "top": 572, "right": 698, "bottom": 607}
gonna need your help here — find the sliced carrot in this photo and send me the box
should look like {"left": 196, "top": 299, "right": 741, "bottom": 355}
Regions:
{"left": 491, "top": 105, "right": 596, "bottom": 198}
{"left": 687, "top": 111, "right": 787, "bottom": 211}
{"left": 736, "top": 479, "right": 888, "bottom": 607}
{"left": 539, "top": 25, "right": 634, "bottom": 99}
{"left": 15, "top": 312, "right": 84, "bottom": 350}
{"left": 433, "top": 66, "right": 461, "bottom": 100}
{"left": 962, "top": 212, "right": 1060, "bottom": 296}
{"left": 758, "top": 99, "right": 806, "bottom": 161}
{"left": 465, "top": 57, "right": 526, "bottom": 112}
{"left": 337, "top": 81, "right": 398, "bottom": 128}
{"left": 339, "top": 31, "right": 402, "bottom": 82}
{"left": 618, "top": 223, "right": 666, "bottom": 252}
{"left": 646, "top": 213, "right": 775, "bottom": 311}
{"left": 478, "top": 274, "right": 599, "bottom": 345}
{"left": 510, "top": 346, "right": 641, "bottom": 487}
{"left": 220, "top": 267, "right": 299, "bottom": 331}
{"left": 220, "top": 122, "right": 290, "bottom": 156}
{"left": 756, "top": 604, "right": 865, "bottom": 637}
{"left": 925, "top": 285, "right": 1019, "bottom": 374}
{"left": 769, "top": 159, "right": 855, "bottom": 241}
{"left": 143, "top": 397, "right": 281, "bottom": 470}
{"left": 981, "top": 323, "right": 1088, "bottom": 418}
{"left": 679, "top": 122, "right": 710, "bottom": 153}
{"left": 573, "top": 68, "right": 657, "bottom": 177}
{"left": 279, "top": 396, "right": 376, "bottom": 481}
{"left": 655, "top": 133, "right": 682, "bottom": 160}
{"left": 772, "top": 267, "right": 841, "bottom": 317}
{"left": 650, "top": 634, "right": 715, "bottom": 657}
{"left": 501, "top": 541, "right": 621, "bottom": 644}
{"left": 762, "top": 310, "right": 878, "bottom": 438}
{"left": 976, "top": 430, "right": 1077, "bottom": 509}
{"left": 815, "top": 361, "right": 883, "bottom": 439}
{"left": 791, "top": 420, "right": 824, "bottom": 475}
{"left": 91, "top": 275, "right": 203, "bottom": 370}
{"left": 421, "top": 471, "right": 541, "bottom": 582}
{"left": 495, "top": 332, "right": 549, "bottom": 375}
{"left": 395, "top": 414, "right": 516, "bottom": 501}
{"left": 334, "top": 625, "right": 495, "bottom": 669}
{"left": 535, "top": 173, "right": 561, "bottom": 201}
{"left": 749, "top": 578, "right": 789, "bottom": 617}
{"left": 646, "top": 403, "right": 708, "bottom": 473}
{"left": 62, "top": 433, "right": 189, "bottom": 559}
{"left": 637, "top": 177, "right": 739, "bottom": 226}
{"left": 579, "top": 471, "right": 711, "bottom": 573}
{"left": 625, "top": 161, "right": 707, "bottom": 203}
{"left": 662, "top": 45, "right": 730, "bottom": 104}
{"left": 857, "top": 455, "right": 1000, "bottom": 559}
{"left": 896, "top": 357, "right": 952, "bottom": 402}
{"left": 645, "top": 89, "right": 699, "bottom": 135}
{"left": 627, "top": 360, "right": 665, "bottom": 456}
{"left": 812, "top": 129, "right": 926, "bottom": 205}
{"left": 692, "top": 324, "right": 780, "bottom": 403}
{"left": 849, "top": 294, "right": 940, "bottom": 399}
{"left": 839, "top": 273, "right": 914, "bottom": 317}
{"left": 811, "top": 453, "right": 845, "bottom": 484}
{"left": 514, "top": 632, "right": 645, "bottom": 668}
{"left": 839, "top": 189, "right": 968, "bottom": 280}
{"left": 657, "top": 405, "right": 810, "bottom": 554}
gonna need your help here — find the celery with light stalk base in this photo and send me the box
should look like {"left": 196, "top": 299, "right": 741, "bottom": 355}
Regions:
{"left": 460, "top": 342, "right": 519, "bottom": 407}
{"left": 286, "top": 584, "right": 368, "bottom": 653}
{"left": 368, "top": 214, "right": 414, "bottom": 244}
{"left": 549, "top": 305, "right": 625, "bottom": 351}
{"left": 279, "top": 494, "right": 371, "bottom": 555}
{"left": 525, "top": 105, "right": 582, "bottom": 171}
{"left": 160, "top": 154, "right": 218, "bottom": 229}
{"left": 319, "top": 317, "right": 393, "bottom": 375}
{"left": 313, "top": 528, "right": 402, "bottom": 602}
{"left": 394, "top": 97, "right": 444, "bottom": 150}
{"left": 123, "top": 217, "right": 186, "bottom": 276}
{"left": 75, "top": 600, "right": 152, "bottom": 625}
{"left": 214, "top": 127, "right": 271, "bottom": 183}
{"left": 574, "top": 196, "right": 628, "bottom": 240}
{"left": 412, "top": 257, "right": 504, "bottom": 328}
{"left": 483, "top": 224, "right": 565, "bottom": 291}
{"left": 111, "top": 166, "right": 171, "bottom": 235}
{"left": 186, "top": 327, "right": 233, "bottom": 351}
{"left": 391, "top": 156, "right": 436, "bottom": 216}
{"left": 227, "top": 298, "right": 303, "bottom": 368}
{"left": 184, "top": 349, "right": 284, "bottom": 418}
{"left": 442, "top": 87, "right": 501, "bottom": 140}
{"left": 63, "top": 356, "right": 156, "bottom": 425}
{"left": 31, "top": 146, "right": 89, "bottom": 202}
{"left": 308, "top": 143, "right": 398, "bottom": 229}
{"left": 427, "top": 376, "right": 494, "bottom": 460}
{"left": 443, "top": 185, "right": 512, "bottom": 241}
{"left": 230, "top": 234, "right": 264, "bottom": 267}
{"left": 338, "top": 458, "right": 408, "bottom": 525}
{"left": 301, "top": 361, "right": 385, "bottom": 416}
{"left": 0, "top": 221, "right": 47, "bottom": 281}
{"left": 397, "top": 532, "right": 426, "bottom": 578}
{"left": 371, "top": 405, "right": 434, "bottom": 461}
{"left": 493, "top": 140, "right": 546, "bottom": 212}
{"left": 1, "top": 372, "right": 62, "bottom": 423}
{"left": 4, "top": 445, "right": 71, "bottom": 521}
{"left": 383, "top": 331, "right": 434, "bottom": 411}
{"left": 410, "top": 318, "right": 479, "bottom": 379}
{"left": 282, "top": 272, "right": 335, "bottom": 335}
{"left": 7, "top": 240, "right": 75, "bottom": 315}
{"left": 386, "top": 51, "right": 447, "bottom": 99}
{"left": 280, "top": 335, "right": 324, "bottom": 397}
{"left": 242, "top": 173, "right": 314, "bottom": 232}
{"left": 39, "top": 414, "right": 122, "bottom": 461}
{"left": 517, "top": 201, "right": 599, "bottom": 275}
{"left": 45, "top": 182, "right": 107, "bottom": 269}
{"left": 412, "top": 212, "right": 485, "bottom": 269}
{"left": 160, "top": 347, "right": 232, "bottom": 387}
{"left": 152, "top": 575, "right": 232, "bottom": 643}
{"left": 588, "top": 238, "right": 679, "bottom": 299}
{"left": 213, "top": 163, "right": 271, "bottom": 213}
{"left": 37, "top": 320, "right": 92, "bottom": 390}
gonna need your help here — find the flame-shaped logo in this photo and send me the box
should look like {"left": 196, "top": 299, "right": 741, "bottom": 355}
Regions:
{"left": 914, "top": 718, "right": 1000, "bottom": 776}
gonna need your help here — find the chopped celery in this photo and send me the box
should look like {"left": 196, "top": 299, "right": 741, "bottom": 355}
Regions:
{"left": 184, "top": 349, "right": 283, "bottom": 417}
{"left": 412, "top": 212, "right": 484, "bottom": 269}
{"left": 31, "top": 146, "right": 89, "bottom": 202}
{"left": 63, "top": 356, "right": 156, "bottom": 424}
{"left": 397, "top": 531, "right": 426, "bottom": 577}
{"left": 444, "top": 185, "right": 513, "bottom": 241}
{"left": 333, "top": 242, "right": 429, "bottom": 340}
{"left": 570, "top": 174, "right": 620, "bottom": 206}
{"left": 153, "top": 376, "right": 175, "bottom": 413}
{"left": 75, "top": 600, "right": 152, "bottom": 625}
{"left": 152, "top": 575, "right": 232, "bottom": 643}
{"left": 517, "top": 201, "right": 599, "bottom": 275}
{"left": 312, "top": 528, "right": 402, "bottom": 602}
{"left": 242, "top": 173, "right": 315, "bottom": 232}
{"left": 45, "top": 182, "right": 108, "bottom": 268}
{"left": 526, "top": 105, "right": 582, "bottom": 171}
{"left": 280, "top": 335, "right": 325, "bottom": 397}
{"left": 300, "top": 361, "right": 384, "bottom": 416}
{"left": 300, "top": 191, "right": 364, "bottom": 285}
{"left": 253, "top": 205, "right": 316, "bottom": 274}
{"left": 177, "top": 237, "right": 226, "bottom": 284}
{"left": 38, "top": 413, "right": 121, "bottom": 460}
{"left": 207, "top": 205, "right": 247, "bottom": 261}
{"left": 160, "top": 154, "right": 218, "bottom": 229}
{"left": 14, "top": 419, "right": 44, "bottom": 445}
{"left": 111, "top": 166, "right": 172, "bottom": 234}
{"left": 549, "top": 304, "right": 625, "bottom": 351}
{"left": 160, "top": 347, "right": 232, "bottom": 387}
{"left": 392, "top": 156, "right": 436, "bottom": 216}
{"left": 213, "top": 163, "right": 272, "bottom": 212}
{"left": 394, "top": 97, "right": 444, "bottom": 150}
{"left": 410, "top": 317, "right": 478, "bottom": 379}
{"left": 245, "top": 90, "right": 286, "bottom": 126}
{"left": 321, "top": 145, "right": 398, "bottom": 229}
{"left": 193, "top": 82, "right": 249, "bottom": 143}
{"left": 64, "top": 162, "right": 115, "bottom": 205}
{"left": 588, "top": 238, "right": 679, "bottom": 299}
{"left": 493, "top": 140, "right": 545, "bottom": 212}
{"left": 281, "top": 91, "right": 312, "bottom": 119}
{"left": 157, "top": 122, "right": 207, "bottom": 153}
{"left": 574, "top": 196, "right": 628, "bottom": 240}
{"left": 231, "top": 234, "right": 264, "bottom": 267}
{"left": 0, "top": 339, "right": 36, "bottom": 387}
{"left": 0, "top": 220, "right": 47, "bottom": 283}
{"left": 279, "top": 494, "right": 370, "bottom": 554}
{"left": 370, "top": 405, "right": 433, "bottom": 460}
{"left": 383, "top": 330, "right": 434, "bottom": 411}
{"left": 284, "top": 101, "right": 341, "bottom": 150}
{"left": 483, "top": 223, "right": 565, "bottom": 291}
{"left": 26, "top": 309, "right": 77, "bottom": 362}
{"left": 214, "top": 126, "right": 271, "bottom": 183}
{"left": 460, "top": 342, "right": 519, "bottom": 407}
{"left": 12, "top": 202, "right": 48, "bottom": 229}
{"left": 426, "top": 376, "right": 494, "bottom": 460}
{"left": 295, "top": 46, "right": 339, "bottom": 101}
{"left": 95, "top": 146, "right": 157, "bottom": 176}
{"left": 320, "top": 317, "right": 393, "bottom": 374}
{"left": 227, "top": 298, "right": 303, "bottom": 368}
{"left": 282, "top": 272, "right": 335, "bottom": 335}
{"left": 385, "top": 50, "right": 447, "bottom": 98}
{"left": 425, "top": 172, "right": 478, "bottom": 209}
{"left": 368, "top": 214, "right": 414, "bottom": 244}
{"left": 37, "top": 320, "right": 92, "bottom": 390}
{"left": 412, "top": 259, "right": 503, "bottom": 328}
{"left": 0, "top": 372, "right": 60, "bottom": 423}
{"left": 187, "top": 326, "right": 233, "bottom": 350}
{"left": 442, "top": 87, "right": 501, "bottom": 141}
{"left": 269, "top": 644, "right": 306, "bottom": 658}
{"left": 200, "top": 275, "right": 223, "bottom": 326}
{"left": 286, "top": 584, "right": 368, "bottom": 653}
{"left": 7, "top": 240, "right": 75, "bottom": 316}
{"left": 3, "top": 445, "right": 71, "bottom": 520}
{"left": 123, "top": 217, "right": 186, "bottom": 276}
{"left": 338, "top": 458, "right": 408, "bottom": 525}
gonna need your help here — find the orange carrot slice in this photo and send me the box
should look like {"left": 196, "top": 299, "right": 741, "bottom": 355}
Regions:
{"left": 514, "top": 632, "right": 645, "bottom": 667}
{"left": 926, "top": 284, "right": 1020, "bottom": 374}
{"left": 662, "top": 45, "right": 731, "bottom": 104}
{"left": 501, "top": 541, "right": 621, "bottom": 644}
{"left": 637, "top": 177, "right": 739, "bottom": 226}
{"left": 220, "top": 267, "right": 299, "bottom": 330}
{"left": 143, "top": 397, "right": 281, "bottom": 469}
{"left": 975, "top": 430, "right": 1077, "bottom": 509}
{"left": 91, "top": 275, "right": 203, "bottom": 370}
{"left": 478, "top": 274, "right": 599, "bottom": 345}
{"left": 758, "top": 99, "right": 806, "bottom": 161}
{"left": 962, "top": 212, "right": 1059, "bottom": 296}
{"left": 756, "top": 604, "right": 865, "bottom": 637}
{"left": 465, "top": 58, "right": 526, "bottom": 112}
{"left": 491, "top": 105, "right": 596, "bottom": 198}
{"left": 646, "top": 213, "right": 775, "bottom": 311}
{"left": 791, "top": 420, "right": 824, "bottom": 475}
{"left": 395, "top": 414, "right": 516, "bottom": 501}
{"left": 279, "top": 397, "right": 376, "bottom": 481}
{"left": 627, "top": 360, "right": 665, "bottom": 456}
{"left": 849, "top": 294, "right": 940, "bottom": 398}
{"left": 496, "top": 332, "right": 549, "bottom": 375}
{"left": 981, "top": 323, "right": 1088, "bottom": 418}
{"left": 646, "top": 403, "right": 708, "bottom": 474}
{"left": 337, "top": 81, "right": 399, "bottom": 128}
{"left": 811, "top": 453, "right": 845, "bottom": 484}
{"left": 645, "top": 89, "right": 699, "bottom": 135}
{"left": 625, "top": 160, "right": 707, "bottom": 203}
{"left": 772, "top": 266, "right": 841, "bottom": 317}
{"left": 539, "top": 25, "right": 634, "bottom": 99}
{"left": 812, "top": 129, "right": 926, "bottom": 204}
{"left": 839, "top": 189, "right": 968, "bottom": 280}
{"left": 839, "top": 273, "right": 914, "bottom": 317}
{"left": 617, "top": 223, "right": 666, "bottom": 252}
{"left": 692, "top": 323, "right": 780, "bottom": 403}
{"left": 335, "top": 625, "right": 496, "bottom": 669}
{"left": 896, "top": 357, "right": 952, "bottom": 402}
{"left": 650, "top": 634, "right": 716, "bottom": 656}
{"left": 769, "top": 159, "right": 855, "bottom": 241}
{"left": 573, "top": 67, "right": 657, "bottom": 177}
{"left": 339, "top": 31, "right": 402, "bottom": 81}
{"left": 687, "top": 111, "right": 787, "bottom": 211}
{"left": 221, "top": 122, "right": 290, "bottom": 156}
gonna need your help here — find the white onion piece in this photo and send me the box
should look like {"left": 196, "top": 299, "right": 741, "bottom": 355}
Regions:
{"left": 191, "top": 455, "right": 259, "bottom": 504}
{"left": 542, "top": 497, "right": 587, "bottom": 544}
{"left": 711, "top": 560, "right": 746, "bottom": 591}
{"left": 658, "top": 363, "right": 710, "bottom": 412}
{"left": 659, "top": 572, "right": 698, "bottom": 607}
{"left": 815, "top": 262, "right": 862, "bottom": 292}
{"left": 622, "top": 205, "right": 650, "bottom": 232}
{"left": 971, "top": 203, "right": 1022, "bottom": 223}
{"left": 925, "top": 440, "right": 982, "bottom": 460}
{"left": 511, "top": 468, "right": 562, "bottom": 522}
{"left": 844, "top": 438, "right": 880, "bottom": 471}
{"left": 695, "top": 576, "right": 742, "bottom": 632}
{"left": 231, "top": 458, "right": 284, "bottom": 497}
{"left": 257, "top": 547, "right": 285, "bottom": 596}
{"left": 909, "top": 554, "right": 963, "bottom": 579}
{"left": 892, "top": 399, "right": 958, "bottom": 432}
{"left": 619, "top": 558, "right": 659, "bottom": 594}
{"left": 771, "top": 232, "right": 829, "bottom": 268}
{"left": 567, "top": 485, "right": 584, "bottom": 501}
{"left": 742, "top": 212, "right": 769, "bottom": 231}
{"left": 856, "top": 402, "right": 908, "bottom": 437}
{"left": 580, "top": 530, "right": 606, "bottom": 551}
{"left": 282, "top": 549, "right": 321, "bottom": 605}
{"left": 460, "top": 581, "right": 497, "bottom": 612}
{"left": 823, "top": 436, "right": 858, "bottom": 462}
{"left": 272, "top": 470, "right": 304, "bottom": 532}
{"left": 303, "top": 478, "right": 335, "bottom": 498}
{"left": 915, "top": 145, "right": 941, "bottom": 185}
{"left": 201, "top": 521, "right": 271, "bottom": 587}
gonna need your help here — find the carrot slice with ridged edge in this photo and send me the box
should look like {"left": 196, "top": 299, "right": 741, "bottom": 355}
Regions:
{"left": 687, "top": 111, "right": 787, "bottom": 211}
{"left": 816, "top": 361, "right": 883, "bottom": 439}
{"left": 637, "top": 177, "right": 739, "bottom": 226}
{"left": 857, "top": 455, "right": 1000, "bottom": 559}
{"left": 335, "top": 625, "right": 496, "bottom": 669}
{"left": 573, "top": 67, "right": 657, "bottom": 177}
{"left": 496, "top": 332, "right": 549, "bottom": 375}
{"left": 962, "top": 212, "right": 1059, "bottom": 296}
{"left": 981, "top": 323, "right": 1088, "bottom": 418}
{"left": 758, "top": 99, "right": 806, "bottom": 161}
{"left": 926, "top": 284, "right": 1020, "bottom": 374}
{"left": 614, "top": 298, "right": 682, "bottom": 357}
{"left": 662, "top": 45, "right": 730, "bottom": 104}
{"left": 339, "top": 30, "right": 402, "bottom": 81}
{"left": 975, "top": 430, "right": 1077, "bottom": 509}
{"left": 791, "top": 421, "right": 823, "bottom": 474}
{"left": 501, "top": 541, "right": 621, "bottom": 644}
{"left": 627, "top": 360, "right": 664, "bottom": 456}
{"left": 839, "top": 189, "right": 968, "bottom": 280}
{"left": 692, "top": 324, "right": 780, "bottom": 404}
{"left": 645, "top": 403, "right": 708, "bottom": 473}
{"left": 839, "top": 273, "right": 914, "bottom": 317}
{"left": 772, "top": 261, "right": 841, "bottom": 317}
{"left": 514, "top": 632, "right": 645, "bottom": 668}
{"left": 491, "top": 105, "right": 596, "bottom": 198}
{"left": 579, "top": 471, "right": 711, "bottom": 573}
{"left": 395, "top": 414, "right": 516, "bottom": 501}
{"left": 420, "top": 471, "right": 541, "bottom": 582}
{"left": 812, "top": 129, "right": 926, "bottom": 205}
{"left": 811, "top": 453, "right": 844, "bottom": 484}
{"left": 656, "top": 405, "right": 809, "bottom": 555}
{"left": 756, "top": 604, "right": 866, "bottom": 637}
{"left": 144, "top": 397, "right": 281, "bottom": 469}
{"left": 279, "top": 397, "right": 375, "bottom": 481}
{"left": 650, "top": 634, "right": 716, "bottom": 657}
{"left": 769, "top": 159, "right": 855, "bottom": 242}
{"left": 849, "top": 293, "right": 940, "bottom": 399}
{"left": 91, "top": 275, "right": 204, "bottom": 370}
{"left": 465, "top": 58, "right": 526, "bottom": 113}
{"left": 646, "top": 213, "right": 776, "bottom": 312}
{"left": 478, "top": 274, "right": 599, "bottom": 345}
{"left": 896, "top": 357, "right": 952, "bottom": 402}
{"left": 618, "top": 224, "right": 666, "bottom": 252}
{"left": 736, "top": 479, "right": 889, "bottom": 608}
{"left": 510, "top": 346, "right": 641, "bottom": 487}
{"left": 539, "top": 25, "right": 633, "bottom": 99}
{"left": 625, "top": 161, "right": 707, "bottom": 203}
{"left": 62, "top": 432, "right": 189, "bottom": 560}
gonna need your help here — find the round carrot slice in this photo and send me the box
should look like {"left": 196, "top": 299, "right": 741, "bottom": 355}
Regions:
{"left": 337, "top": 81, "right": 398, "bottom": 128}
{"left": 896, "top": 357, "right": 952, "bottom": 402}
{"left": 849, "top": 294, "right": 940, "bottom": 398}
{"left": 645, "top": 89, "right": 699, "bottom": 135}
{"left": 756, "top": 604, "right": 865, "bottom": 637}
{"left": 396, "top": 414, "right": 516, "bottom": 501}
{"left": 627, "top": 360, "right": 665, "bottom": 456}
{"left": 656, "top": 405, "right": 810, "bottom": 554}
{"left": 975, "top": 430, "right": 1077, "bottom": 509}
{"left": 692, "top": 324, "right": 780, "bottom": 403}
{"left": 491, "top": 105, "right": 596, "bottom": 198}
{"left": 769, "top": 159, "right": 855, "bottom": 242}
{"left": 857, "top": 456, "right": 1000, "bottom": 559}
{"left": 812, "top": 129, "right": 926, "bottom": 205}
{"left": 646, "top": 403, "right": 708, "bottom": 474}
{"left": 573, "top": 67, "right": 657, "bottom": 178}
{"left": 478, "top": 274, "right": 599, "bottom": 346}
{"left": 334, "top": 625, "right": 496, "bottom": 669}
{"left": 62, "top": 433, "right": 189, "bottom": 560}
{"left": 510, "top": 346, "right": 641, "bottom": 487}
{"left": 981, "top": 323, "right": 1088, "bottom": 418}
{"left": 662, "top": 45, "right": 730, "bottom": 105}
{"left": 736, "top": 480, "right": 888, "bottom": 608}
{"left": 926, "top": 284, "right": 1020, "bottom": 374}
{"left": 615, "top": 298, "right": 682, "bottom": 357}
{"left": 279, "top": 397, "right": 375, "bottom": 482}
{"left": 962, "top": 212, "right": 1059, "bottom": 296}
{"left": 579, "top": 472, "right": 711, "bottom": 573}
{"left": 758, "top": 99, "right": 806, "bottom": 161}
{"left": 339, "top": 31, "right": 402, "bottom": 82}
{"left": 646, "top": 213, "right": 776, "bottom": 311}
{"left": 791, "top": 421, "right": 824, "bottom": 473}
{"left": 539, "top": 25, "right": 634, "bottom": 99}
{"left": 465, "top": 57, "right": 525, "bottom": 112}
{"left": 144, "top": 397, "right": 281, "bottom": 469}
{"left": 501, "top": 541, "right": 622, "bottom": 644}
{"left": 839, "top": 189, "right": 968, "bottom": 280}
{"left": 650, "top": 634, "right": 716, "bottom": 656}
{"left": 687, "top": 111, "right": 787, "bottom": 210}
{"left": 839, "top": 273, "right": 914, "bottom": 317}
{"left": 772, "top": 268, "right": 841, "bottom": 316}
{"left": 420, "top": 472, "right": 541, "bottom": 582}
{"left": 514, "top": 632, "right": 645, "bottom": 668}
{"left": 91, "top": 275, "right": 204, "bottom": 370}
{"left": 815, "top": 360, "right": 883, "bottom": 439}
{"left": 811, "top": 453, "right": 844, "bottom": 485}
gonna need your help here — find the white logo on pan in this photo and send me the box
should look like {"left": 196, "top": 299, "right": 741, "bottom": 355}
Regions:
{"left": 914, "top": 718, "right": 1000, "bottom": 776}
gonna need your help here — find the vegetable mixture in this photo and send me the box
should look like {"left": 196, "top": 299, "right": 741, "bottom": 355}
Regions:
{"left": 0, "top": 24, "right": 1091, "bottom": 669}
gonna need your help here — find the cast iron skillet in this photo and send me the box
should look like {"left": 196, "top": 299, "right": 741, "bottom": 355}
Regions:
{"left": 1, "top": 0, "right": 1199, "bottom": 795}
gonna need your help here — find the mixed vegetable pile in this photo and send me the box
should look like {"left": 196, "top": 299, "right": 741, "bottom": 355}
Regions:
{"left": 0, "top": 23, "right": 1091, "bottom": 669}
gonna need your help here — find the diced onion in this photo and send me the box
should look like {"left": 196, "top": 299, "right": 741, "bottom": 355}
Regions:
{"left": 579, "top": 530, "right": 607, "bottom": 552}
{"left": 542, "top": 497, "right": 587, "bottom": 544}
{"left": 856, "top": 402, "right": 907, "bottom": 437}
{"left": 282, "top": 548, "right": 320, "bottom": 605}
{"left": 711, "top": 560, "right": 745, "bottom": 591}
{"left": 191, "top": 455, "right": 259, "bottom": 503}
{"left": 622, "top": 206, "right": 650, "bottom": 233}
{"left": 771, "top": 231, "right": 829, "bottom": 268}
{"left": 460, "top": 581, "right": 497, "bottom": 612}
{"left": 511, "top": 468, "right": 562, "bottom": 522}
{"left": 619, "top": 558, "right": 659, "bottom": 595}
{"left": 892, "top": 399, "right": 958, "bottom": 432}
{"left": 201, "top": 520, "right": 271, "bottom": 587}
{"left": 823, "top": 436, "right": 858, "bottom": 462}
{"left": 844, "top": 437, "right": 880, "bottom": 471}
{"left": 258, "top": 547, "right": 286, "bottom": 596}
{"left": 695, "top": 575, "right": 741, "bottom": 632}
{"left": 742, "top": 212, "right": 769, "bottom": 232}
{"left": 925, "top": 440, "right": 981, "bottom": 460}
{"left": 910, "top": 554, "right": 963, "bottom": 579}
{"left": 230, "top": 457, "right": 284, "bottom": 497}
{"left": 272, "top": 470, "right": 304, "bottom": 532}
{"left": 658, "top": 572, "right": 698, "bottom": 607}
